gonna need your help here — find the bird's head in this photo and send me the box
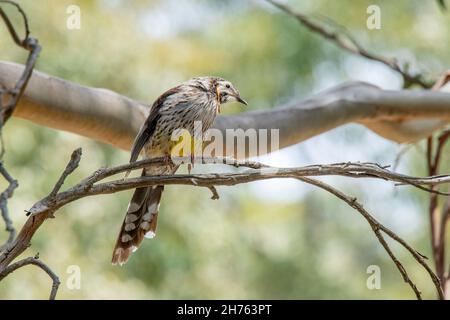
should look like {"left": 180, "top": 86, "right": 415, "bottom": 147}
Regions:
{"left": 188, "top": 76, "right": 247, "bottom": 106}
{"left": 214, "top": 78, "right": 247, "bottom": 106}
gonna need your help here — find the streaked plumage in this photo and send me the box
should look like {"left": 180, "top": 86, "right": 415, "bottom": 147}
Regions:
{"left": 112, "top": 76, "right": 246, "bottom": 265}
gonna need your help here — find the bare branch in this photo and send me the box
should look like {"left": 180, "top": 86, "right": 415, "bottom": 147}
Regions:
{"left": 48, "top": 148, "right": 82, "bottom": 199}
{"left": 0, "top": 162, "right": 18, "bottom": 247}
{"left": 0, "top": 254, "right": 60, "bottom": 300}
{"left": 440, "top": 187, "right": 450, "bottom": 296}
{"left": 423, "top": 76, "right": 450, "bottom": 297}
{"left": 0, "top": 0, "right": 37, "bottom": 252}
{"left": 0, "top": 0, "right": 57, "bottom": 300}
{"left": 1, "top": 151, "right": 449, "bottom": 299}
{"left": 265, "top": 0, "right": 433, "bottom": 89}
{"left": 0, "top": 0, "right": 30, "bottom": 47}
{"left": 298, "top": 177, "right": 426, "bottom": 299}
{"left": 68, "top": 157, "right": 450, "bottom": 190}
{"left": 393, "top": 144, "right": 414, "bottom": 171}
{"left": 0, "top": 1, "right": 41, "bottom": 123}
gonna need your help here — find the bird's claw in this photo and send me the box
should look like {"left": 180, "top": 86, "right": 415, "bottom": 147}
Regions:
{"left": 163, "top": 154, "right": 172, "bottom": 167}
{"left": 188, "top": 153, "right": 195, "bottom": 174}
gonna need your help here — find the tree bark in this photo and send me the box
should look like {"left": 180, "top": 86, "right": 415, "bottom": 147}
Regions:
{"left": 2, "top": 61, "right": 450, "bottom": 157}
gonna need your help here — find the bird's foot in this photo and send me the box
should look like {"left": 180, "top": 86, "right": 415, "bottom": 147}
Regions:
{"left": 187, "top": 153, "right": 195, "bottom": 174}
{"left": 163, "top": 153, "right": 173, "bottom": 168}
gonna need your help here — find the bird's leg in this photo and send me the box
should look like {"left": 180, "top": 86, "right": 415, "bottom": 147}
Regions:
{"left": 188, "top": 153, "right": 195, "bottom": 174}
{"left": 163, "top": 153, "right": 173, "bottom": 168}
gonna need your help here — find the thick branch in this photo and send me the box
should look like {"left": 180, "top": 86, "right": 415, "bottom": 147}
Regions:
{"left": 2, "top": 62, "right": 450, "bottom": 157}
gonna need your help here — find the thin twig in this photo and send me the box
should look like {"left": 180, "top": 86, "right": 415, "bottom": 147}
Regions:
{"left": 0, "top": 0, "right": 41, "bottom": 123}
{"left": 0, "top": 0, "right": 56, "bottom": 300}
{"left": 74, "top": 157, "right": 450, "bottom": 189}
{"left": 393, "top": 144, "right": 413, "bottom": 172}
{"left": 0, "top": 254, "right": 60, "bottom": 300}
{"left": 48, "top": 148, "right": 82, "bottom": 198}
{"left": 0, "top": 0, "right": 39, "bottom": 245}
{"left": 265, "top": 0, "right": 433, "bottom": 88}
{"left": 0, "top": 0, "right": 30, "bottom": 45}
{"left": 424, "top": 75, "right": 450, "bottom": 297}
{"left": 0, "top": 162, "right": 17, "bottom": 248}
{"left": 298, "top": 176, "right": 442, "bottom": 299}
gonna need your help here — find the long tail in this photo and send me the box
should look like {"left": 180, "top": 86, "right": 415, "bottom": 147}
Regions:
{"left": 112, "top": 170, "right": 164, "bottom": 265}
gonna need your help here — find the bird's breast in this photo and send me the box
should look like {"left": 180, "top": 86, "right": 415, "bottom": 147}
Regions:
{"left": 144, "top": 99, "right": 218, "bottom": 158}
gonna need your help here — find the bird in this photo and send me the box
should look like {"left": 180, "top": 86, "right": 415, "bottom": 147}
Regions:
{"left": 112, "top": 76, "right": 247, "bottom": 265}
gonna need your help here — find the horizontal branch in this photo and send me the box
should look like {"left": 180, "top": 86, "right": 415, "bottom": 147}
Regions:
{"left": 1, "top": 152, "right": 446, "bottom": 299}
{"left": 2, "top": 62, "right": 450, "bottom": 158}
{"left": 13, "top": 157, "right": 449, "bottom": 218}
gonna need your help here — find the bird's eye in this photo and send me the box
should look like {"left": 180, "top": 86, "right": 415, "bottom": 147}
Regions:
{"left": 225, "top": 84, "right": 230, "bottom": 89}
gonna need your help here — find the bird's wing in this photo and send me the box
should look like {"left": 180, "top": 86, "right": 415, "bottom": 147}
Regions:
{"left": 129, "top": 86, "right": 181, "bottom": 163}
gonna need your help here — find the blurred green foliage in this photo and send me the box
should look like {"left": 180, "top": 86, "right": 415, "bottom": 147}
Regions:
{"left": 0, "top": 0, "right": 449, "bottom": 299}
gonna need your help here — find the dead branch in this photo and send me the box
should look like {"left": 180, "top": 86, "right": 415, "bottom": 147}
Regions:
{"left": 48, "top": 148, "right": 82, "bottom": 198}
{"left": 0, "top": 0, "right": 40, "bottom": 248}
{"left": 0, "top": 0, "right": 58, "bottom": 301}
{"left": 422, "top": 75, "right": 450, "bottom": 298}
{"left": 0, "top": 253, "right": 60, "bottom": 300}
{"left": 299, "top": 177, "right": 426, "bottom": 299}
{"left": 0, "top": 0, "right": 41, "bottom": 123}
{"left": 265, "top": 0, "right": 433, "bottom": 89}
{"left": 1, "top": 150, "right": 449, "bottom": 299}
{"left": 0, "top": 162, "right": 18, "bottom": 248}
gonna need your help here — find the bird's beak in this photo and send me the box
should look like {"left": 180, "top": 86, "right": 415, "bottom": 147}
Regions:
{"left": 235, "top": 95, "right": 248, "bottom": 106}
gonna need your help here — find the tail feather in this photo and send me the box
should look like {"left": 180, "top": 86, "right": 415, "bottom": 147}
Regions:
{"left": 112, "top": 173, "right": 164, "bottom": 265}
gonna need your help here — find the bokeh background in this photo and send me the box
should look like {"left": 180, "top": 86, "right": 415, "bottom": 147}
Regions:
{"left": 0, "top": 0, "right": 449, "bottom": 299}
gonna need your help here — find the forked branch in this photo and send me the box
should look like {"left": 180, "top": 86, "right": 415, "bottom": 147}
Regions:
{"left": 265, "top": 0, "right": 433, "bottom": 88}
{"left": 0, "top": 253, "right": 60, "bottom": 300}
{"left": 0, "top": 150, "right": 448, "bottom": 299}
